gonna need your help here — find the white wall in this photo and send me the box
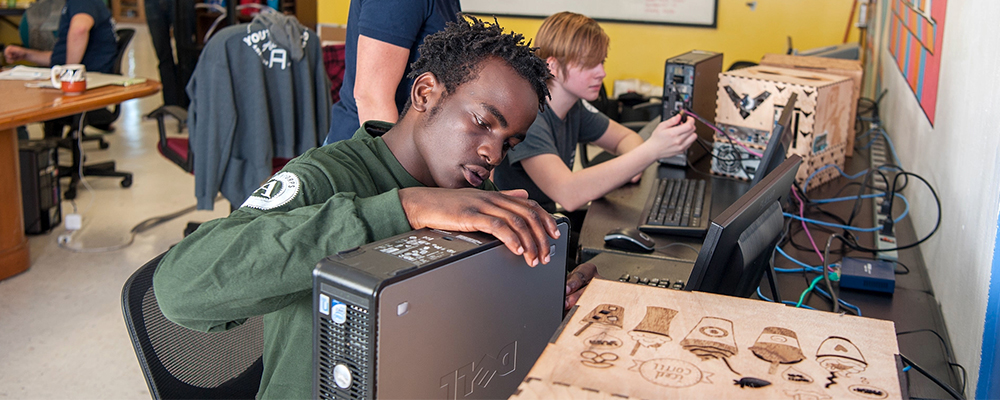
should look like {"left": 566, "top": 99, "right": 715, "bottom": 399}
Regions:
{"left": 875, "top": 0, "right": 1000, "bottom": 395}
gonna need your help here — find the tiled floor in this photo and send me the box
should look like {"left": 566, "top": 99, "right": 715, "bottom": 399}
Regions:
{"left": 0, "top": 24, "right": 231, "bottom": 398}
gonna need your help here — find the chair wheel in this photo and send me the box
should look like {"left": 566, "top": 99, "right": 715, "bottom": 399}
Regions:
{"left": 99, "top": 141, "right": 109, "bottom": 149}
{"left": 121, "top": 176, "right": 133, "bottom": 188}
{"left": 65, "top": 187, "right": 77, "bottom": 200}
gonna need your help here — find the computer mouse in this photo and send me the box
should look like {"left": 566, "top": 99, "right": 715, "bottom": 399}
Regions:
{"left": 604, "top": 227, "right": 656, "bottom": 253}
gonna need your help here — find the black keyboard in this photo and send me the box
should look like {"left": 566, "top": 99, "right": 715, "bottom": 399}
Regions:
{"left": 617, "top": 274, "right": 685, "bottom": 290}
{"left": 637, "top": 178, "right": 712, "bottom": 237}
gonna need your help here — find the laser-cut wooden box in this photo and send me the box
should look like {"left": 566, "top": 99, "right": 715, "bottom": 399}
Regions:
{"left": 712, "top": 66, "right": 853, "bottom": 190}
{"left": 759, "top": 54, "right": 863, "bottom": 157}
{"left": 510, "top": 279, "right": 903, "bottom": 400}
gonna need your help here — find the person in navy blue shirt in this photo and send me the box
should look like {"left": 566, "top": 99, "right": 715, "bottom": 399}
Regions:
{"left": 4, "top": 0, "right": 117, "bottom": 73}
{"left": 323, "top": 0, "right": 461, "bottom": 145}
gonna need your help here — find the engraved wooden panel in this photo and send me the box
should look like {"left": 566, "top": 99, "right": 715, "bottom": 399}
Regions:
{"left": 798, "top": 144, "right": 849, "bottom": 191}
{"left": 715, "top": 66, "right": 852, "bottom": 154}
{"left": 760, "top": 54, "right": 864, "bottom": 156}
{"left": 511, "top": 279, "right": 902, "bottom": 400}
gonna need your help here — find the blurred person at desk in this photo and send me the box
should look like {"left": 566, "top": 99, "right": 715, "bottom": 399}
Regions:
{"left": 493, "top": 12, "right": 697, "bottom": 215}
{"left": 5, "top": 0, "right": 118, "bottom": 134}
{"left": 3, "top": 0, "right": 117, "bottom": 73}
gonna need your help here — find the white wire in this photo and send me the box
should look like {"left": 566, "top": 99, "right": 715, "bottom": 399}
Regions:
{"left": 69, "top": 111, "right": 96, "bottom": 216}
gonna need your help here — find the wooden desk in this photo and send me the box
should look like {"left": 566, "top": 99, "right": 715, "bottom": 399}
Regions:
{"left": 579, "top": 155, "right": 960, "bottom": 398}
{"left": 0, "top": 78, "right": 160, "bottom": 280}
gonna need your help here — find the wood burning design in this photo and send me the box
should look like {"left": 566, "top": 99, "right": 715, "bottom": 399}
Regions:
{"left": 575, "top": 304, "right": 624, "bottom": 336}
{"left": 748, "top": 327, "right": 806, "bottom": 374}
{"left": 628, "top": 358, "right": 712, "bottom": 388}
{"left": 585, "top": 332, "right": 623, "bottom": 350}
{"left": 816, "top": 336, "right": 868, "bottom": 388}
{"left": 782, "top": 366, "right": 814, "bottom": 384}
{"left": 785, "top": 389, "right": 832, "bottom": 400}
{"left": 580, "top": 351, "right": 619, "bottom": 368}
{"left": 627, "top": 306, "right": 678, "bottom": 356}
{"left": 734, "top": 377, "right": 771, "bottom": 388}
{"left": 681, "top": 316, "right": 741, "bottom": 374}
{"left": 849, "top": 384, "right": 889, "bottom": 399}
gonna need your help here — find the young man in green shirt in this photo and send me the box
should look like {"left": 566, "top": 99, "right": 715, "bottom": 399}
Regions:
{"left": 153, "top": 17, "right": 598, "bottom": 399}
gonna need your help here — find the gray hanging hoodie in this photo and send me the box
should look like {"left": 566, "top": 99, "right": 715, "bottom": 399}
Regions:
{"left": 186, "top": 12, "right": 332, "bottom": 210}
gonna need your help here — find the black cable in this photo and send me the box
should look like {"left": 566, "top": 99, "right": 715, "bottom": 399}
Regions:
{"left": 684, "top": 139, "right": 748, "bottom": 183}
{"left": 897, "top": 328, "right": 966, "bottom": 394}
{"left": 822, "top": 234, "right": 839, "bottom": 313}
{"left": 899, "top": 353, "right": 965, "bottom": 399}
{"left": 845, "top": 168, "right": 874, "bottom": 227}
{"left": 786, "top": 213, "right": 852, "bottom": 255}
{"left": 836, "top": 171, "right": 941, "bottom": 253}
{"left": 950, "top": 362, "right": 968, "bottom": 395}
{"left": 723, "top": 132, "right": 754, "bottom": 178}
{"left": 894, "top": 259, "right": 911, "bottom": 275}
{"left": 809, "top": 285, "right": 861, "bottom": 316}
{"left": 847, "top": 168, "right": 890, "bottom": 228}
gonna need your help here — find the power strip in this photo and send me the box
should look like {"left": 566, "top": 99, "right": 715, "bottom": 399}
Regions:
{"left": 868, "top": 135, "right": 898, "bottom": 261}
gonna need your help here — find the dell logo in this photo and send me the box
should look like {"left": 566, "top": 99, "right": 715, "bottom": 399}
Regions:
{"left": 440, "top": 342, "right": 517, "bottom": 399}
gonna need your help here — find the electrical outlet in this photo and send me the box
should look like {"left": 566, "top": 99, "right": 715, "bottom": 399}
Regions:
{"left": 869, "top": 135, "right": 897, "bottom": 261}
{"left": 65, "top": 213, "right": 82, "bottom": 231}
{"left": 875, "top": 232, "right": 899, "bottom": 261}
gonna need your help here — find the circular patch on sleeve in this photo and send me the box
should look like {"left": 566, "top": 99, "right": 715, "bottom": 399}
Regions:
{"left": 241, "top": 172, "right": 302, "bottom": 210}
{"left": 583, "top": 100, "right": 600, "bottom": 114}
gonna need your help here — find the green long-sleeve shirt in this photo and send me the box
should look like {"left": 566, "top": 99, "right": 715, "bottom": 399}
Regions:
{"left": 153, "top": 122, "right": 496, "bottom": 399}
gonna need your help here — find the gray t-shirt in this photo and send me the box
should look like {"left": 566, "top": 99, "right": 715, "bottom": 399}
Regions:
{"left": 494, "top": 99, "right": 610, "bottom": 212}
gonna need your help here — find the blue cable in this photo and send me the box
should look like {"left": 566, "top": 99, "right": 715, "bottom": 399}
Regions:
{"left": 879, "top": 128, "right": 902, "bottom": 167}
{"left": 855, "top": 127, "right": 879, "bottom": 144}
{"left": 783, "top": 193, "right": 908, "bottom": 232}
{"left": 811, "top": 193, "right": 884, "bottom": 204}
{"left": 756, "top": 287, "right": 817, "bottom": 310}
{"left": 814, "top": 286, "right": 863, "bottom": 316}
{"left": 757, "top": 277, "right": 857, "bottom": 315}
{"left": 804, "top": 164, "right": 868, "bottom": 191}
{"left": 775, "top": 247, "right": 822, "bottom": 272}
{"left": 859, "top": 134, "right": 879, "bottom": 150}
{"left": 803, "top": 162, "right": 903, "bottom": 193}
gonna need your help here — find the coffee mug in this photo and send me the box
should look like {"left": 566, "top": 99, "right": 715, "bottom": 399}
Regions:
{"left": 51, "top": 64, "right": 87, "bottom": 95}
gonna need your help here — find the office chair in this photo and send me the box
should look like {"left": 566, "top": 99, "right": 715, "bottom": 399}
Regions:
{"left": 727, "top": 61, "right": 758, "bottom": 71}
{"left": 121, "top": 251, "right": 264, "bottom": 400}
{"left": 45, "top": 28, "right": 137, "bottom": 199}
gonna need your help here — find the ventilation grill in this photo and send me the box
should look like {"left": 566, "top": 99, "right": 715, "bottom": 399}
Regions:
{"left": 318, "top": 304, "right": 371, "bottom": 399}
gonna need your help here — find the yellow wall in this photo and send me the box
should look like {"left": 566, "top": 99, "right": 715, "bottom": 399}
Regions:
{"left": 317, "top": 0, "right": 861, "bottom": 92}
{"left": 1, "top": 16, "right": 22, "bottom": 46}
{"left": 318, "top": 0, "right": 349, "bottom": 25}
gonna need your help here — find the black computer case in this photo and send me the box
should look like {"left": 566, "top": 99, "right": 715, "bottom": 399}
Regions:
{"left": 662, "top": 50, "right": 723, "bottom": 165}
{"left": 313, "top": 221, "right": 569, "bottom": 399}
{"left": 19, "top": 140, "right": 61, "bottom": 234}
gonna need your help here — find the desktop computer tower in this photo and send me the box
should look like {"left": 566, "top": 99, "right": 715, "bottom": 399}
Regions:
{"left": 19, "top": 140, "right": 61, "bottom": 234}
{"left": 660, "top": 50, "right": 723, "bottom": 166}
{"left": 313, "top": 220, "right": 569, "bottom": 399}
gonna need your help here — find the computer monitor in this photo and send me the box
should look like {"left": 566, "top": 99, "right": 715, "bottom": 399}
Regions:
{"left": 749, "top": 93, "right": 798, "bottom": 188}
{"left": 686, "top": 155, "right": 802, "bottom": 297}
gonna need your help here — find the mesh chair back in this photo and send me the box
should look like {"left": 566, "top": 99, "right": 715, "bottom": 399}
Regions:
{"left": 121, "top": 252, "right": 264, "bottom": 399}
{"left": 112, "top": 29, "right": 136, "bottom": 75}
